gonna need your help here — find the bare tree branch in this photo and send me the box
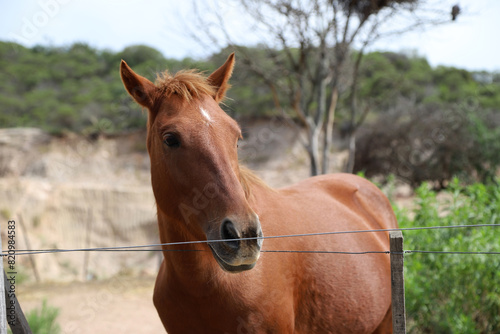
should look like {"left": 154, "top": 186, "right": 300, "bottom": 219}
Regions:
{"left": 189, "top": 0, "right": 456, "bottom": 176}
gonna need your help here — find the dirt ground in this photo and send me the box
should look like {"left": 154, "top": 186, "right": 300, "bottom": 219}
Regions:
{"left": 16, "top": 276, "right": 165, "bottom": 334}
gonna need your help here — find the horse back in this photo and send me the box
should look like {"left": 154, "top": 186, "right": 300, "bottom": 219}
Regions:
{"left": 319, "top": 173, "right": 398, "bottom": 232}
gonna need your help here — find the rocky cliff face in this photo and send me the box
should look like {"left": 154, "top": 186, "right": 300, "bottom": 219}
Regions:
{"left": 0, "top": 128, "right": 158, "bottom": 282}
{"left": 0, "top": 124, "right": 346, "bottom": 282}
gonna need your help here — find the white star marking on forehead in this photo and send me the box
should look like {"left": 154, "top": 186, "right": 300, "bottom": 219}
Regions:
{"left": 200, "top": 106, "right": 212, "bottom": 123}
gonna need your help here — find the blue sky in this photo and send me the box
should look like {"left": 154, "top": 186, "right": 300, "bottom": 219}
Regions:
{"left": 1, "top": 0, "right": 499, "bottom": 72}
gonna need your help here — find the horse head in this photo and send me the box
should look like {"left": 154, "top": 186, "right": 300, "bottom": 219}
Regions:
{"left": 120, "top": 54, "right": 263, "bottom": 273}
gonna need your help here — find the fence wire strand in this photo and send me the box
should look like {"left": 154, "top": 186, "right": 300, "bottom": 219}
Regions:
{"left": 2, "top": 224, "right": 500, "bottom": 257}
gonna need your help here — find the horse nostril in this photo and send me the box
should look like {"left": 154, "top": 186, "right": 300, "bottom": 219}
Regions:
{"left": 221, "top": 219, "right": 241, "bottom": 250}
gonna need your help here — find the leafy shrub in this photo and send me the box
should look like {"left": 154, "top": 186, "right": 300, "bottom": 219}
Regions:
{"left": 395, "top": 179, "right": 500, "bottom": 333}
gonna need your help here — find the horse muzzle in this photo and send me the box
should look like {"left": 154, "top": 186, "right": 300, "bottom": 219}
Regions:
{"left": 208, "top": 216, "right": 263, "bottom": 273}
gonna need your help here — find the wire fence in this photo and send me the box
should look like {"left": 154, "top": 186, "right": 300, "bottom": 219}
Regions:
{"left": 2, "top": 224, "right": 500, "bottom": 257}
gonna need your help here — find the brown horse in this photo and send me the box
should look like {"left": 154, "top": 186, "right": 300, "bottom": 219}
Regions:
{"left": 120, "top": 54, "right": 397, "bottom": 333}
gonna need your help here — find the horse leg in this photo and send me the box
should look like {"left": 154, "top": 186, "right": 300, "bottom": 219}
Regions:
{"left": 372, "top": 305, "right": 392, "bottom": 334}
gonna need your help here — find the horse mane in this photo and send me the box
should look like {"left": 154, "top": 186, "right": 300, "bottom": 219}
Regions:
{"left": 155, "top": 70, "right": 216, "bottom": 101}
{"left": 239, "top": 165, "right": 274, "bottom": 199}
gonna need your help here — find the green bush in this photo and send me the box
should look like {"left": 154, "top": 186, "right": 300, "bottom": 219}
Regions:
{"left": 394, "top": 178, "right": 500, "bottom": 333}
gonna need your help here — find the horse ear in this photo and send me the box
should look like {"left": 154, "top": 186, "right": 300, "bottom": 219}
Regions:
{"left": 208, "top": 53, "right": 235, "bottom": 103}
{"left": 120, "top": 60, "right": 156, "bottom": 109}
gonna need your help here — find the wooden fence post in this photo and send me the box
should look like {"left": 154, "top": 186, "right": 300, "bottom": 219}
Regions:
{"left": 390, "top": 231, "right": 406, "bottom": 334}
{"left": 3, "top": 271, "right": 32, "bottom": 334}
{"left": 2, "top": 220, "right": 32, "bottom": 334}
{"left": 1, "top": 226, "right": 8, "bottom": 334}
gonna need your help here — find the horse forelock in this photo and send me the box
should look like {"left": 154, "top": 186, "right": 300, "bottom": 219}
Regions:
{"left": 155, "top": 70, "right": 216, "bottom": 102}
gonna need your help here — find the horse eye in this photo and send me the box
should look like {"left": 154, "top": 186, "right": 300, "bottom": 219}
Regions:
{"left": 163, "top": 133, "right": 180, "bottom": 148}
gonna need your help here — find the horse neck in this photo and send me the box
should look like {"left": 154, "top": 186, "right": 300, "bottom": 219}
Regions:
{"left": 155, "top": 209, "right": 220, "bottom": 283}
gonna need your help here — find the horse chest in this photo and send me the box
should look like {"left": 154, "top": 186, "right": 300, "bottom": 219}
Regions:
{"left": 154, "top": 269, "right": 295, "bottom": 333}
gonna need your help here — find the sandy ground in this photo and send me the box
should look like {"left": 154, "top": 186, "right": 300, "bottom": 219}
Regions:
{"left": 16, "top": 276, "right": 165, "bottom": 334}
